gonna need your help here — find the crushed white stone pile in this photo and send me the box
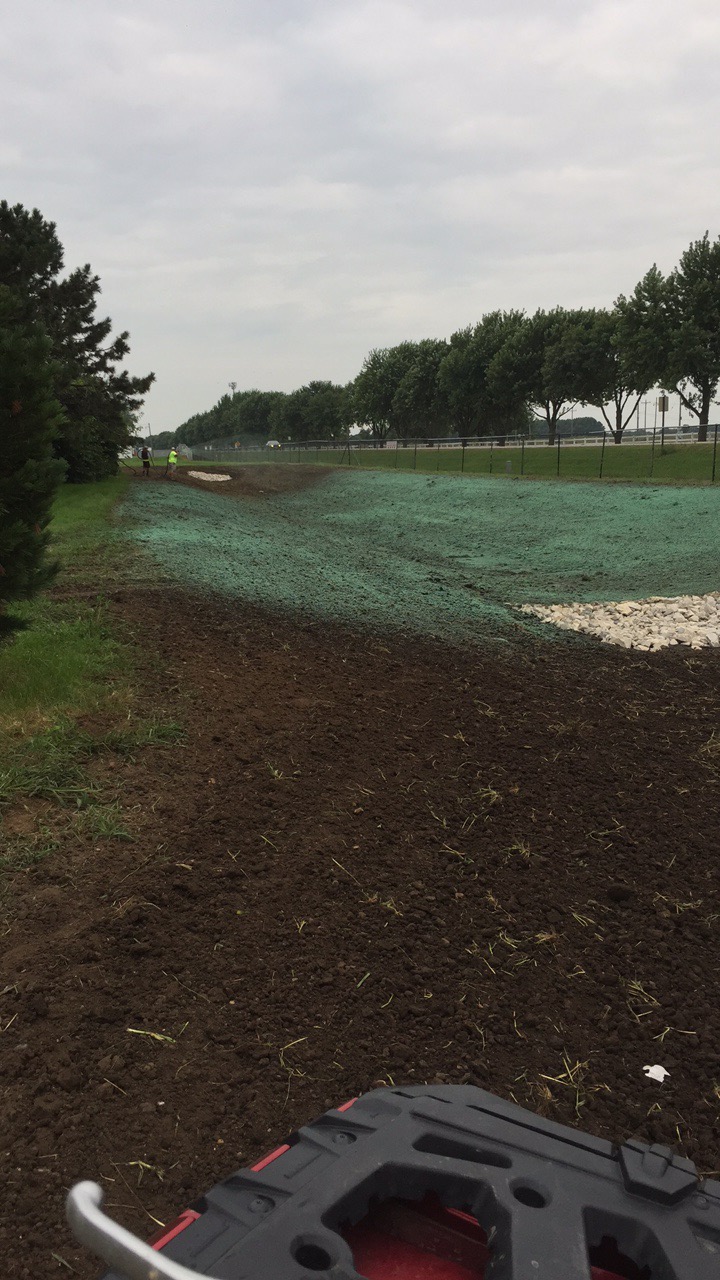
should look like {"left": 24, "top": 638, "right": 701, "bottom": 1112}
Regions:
{"left": 187, "top": 471, "right": 231, "bottom": 482}
{"left": 520, "top": 592, "right": 720, "bottom": 650}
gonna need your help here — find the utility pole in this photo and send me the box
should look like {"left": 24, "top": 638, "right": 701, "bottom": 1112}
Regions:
{"left": 658, "top": 392, "right": 669, "bottom": 450}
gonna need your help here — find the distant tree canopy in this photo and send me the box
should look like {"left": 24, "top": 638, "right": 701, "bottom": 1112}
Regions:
{"left": 437, "top": 312, "right": 527, "bottom": 436}
{"left": 174, "top": 383, "right": 351, "bottom": 448}
{"left": 270, "top": 381, "right": 352, "bottom": 442}
{"left": 148, "top": 430, "right": 176, "bottom": 450}
{"left": 0, "top": 201, "right": 154, "bottom": 480}
{"left": 172, "top": 232, "right": 720, "bottom": 447}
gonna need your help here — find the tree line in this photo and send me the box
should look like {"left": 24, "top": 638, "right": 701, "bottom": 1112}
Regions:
{"left": 1, "top": 200, "right": 153, "bottom": 637}
{"left": 172, "top": 233, "right": 720, "bottom": 450}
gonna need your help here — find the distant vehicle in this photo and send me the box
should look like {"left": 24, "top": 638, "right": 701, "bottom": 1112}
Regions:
{"left": 265, "top": 440, "right": 281, "bottom": 449}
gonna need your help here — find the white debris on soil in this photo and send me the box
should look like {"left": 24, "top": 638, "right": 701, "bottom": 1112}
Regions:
{"left": 643, "top": 1064, "right": 670, "bottom": 1083}
{"left": 520, "top": 593, "right": 720, "bottom": 650}
{"left": 187, "top": 471, "right": 231, "bottom": 482}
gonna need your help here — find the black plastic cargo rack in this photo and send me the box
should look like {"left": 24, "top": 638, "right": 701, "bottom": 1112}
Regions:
{"left": 67, "top": 1084, "right": 720, "bottom": 1279}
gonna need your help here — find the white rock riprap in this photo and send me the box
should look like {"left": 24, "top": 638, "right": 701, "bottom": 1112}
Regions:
{"left": 187, "top": 471, "right": 231, "bottom": 482}
{"left": 519, "top": 593, "right": 720, "bottom": 650}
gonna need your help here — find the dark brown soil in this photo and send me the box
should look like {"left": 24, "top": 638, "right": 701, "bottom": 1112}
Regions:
{"left": 2, "top": 588, "right": 720, "bottom": 1278}
{"left": 135, "top": 462, "right": 330, "bottom": 500}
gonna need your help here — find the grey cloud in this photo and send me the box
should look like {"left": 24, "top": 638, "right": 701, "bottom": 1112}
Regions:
{"left": 2, "top": 0, "right": 720, "bottom": 429}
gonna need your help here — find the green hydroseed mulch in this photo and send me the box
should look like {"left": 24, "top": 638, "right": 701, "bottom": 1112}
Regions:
{"left": 123, "top": 471, "right": 720, "bottom": 643}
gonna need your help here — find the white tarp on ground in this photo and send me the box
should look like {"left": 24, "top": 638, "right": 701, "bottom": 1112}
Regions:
{"left": 187, "top": 471, "right": 231, "bottom": 482}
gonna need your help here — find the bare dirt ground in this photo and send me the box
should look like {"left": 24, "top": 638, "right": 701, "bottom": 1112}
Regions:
{"left": 135, "top": 462, "right": 329, "bottom": 500}
{"left": 2, "top": 581, "right": 720, "bottom": 1278}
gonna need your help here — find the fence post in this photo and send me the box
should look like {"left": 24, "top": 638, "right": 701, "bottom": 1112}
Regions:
{"left": 599, "top": 432, "right": 606, "bottom": 479}
{"left": 413, "top": 441, "right": 417, "bottom": 470}
{"left": 556, "top": 432, "right": 561, "bottom": 477}
{"left": 490, "top": 440, "right": 494, "bottom": 474}
{"left": 650, "top": 427, "right": 656, "bottom": 477}
{"left": 521, "top": 437, "right": 525, "bottom": 476}
{"left": 713, "top": 425, "right": 718, "bottom": 482}
{"left": 461, "top": 441, "right": 466, "bottom": 473}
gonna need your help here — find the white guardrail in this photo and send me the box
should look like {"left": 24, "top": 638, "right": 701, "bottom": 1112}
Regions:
{"left": 197, "top": 428, "right": 714, "bottom": 454}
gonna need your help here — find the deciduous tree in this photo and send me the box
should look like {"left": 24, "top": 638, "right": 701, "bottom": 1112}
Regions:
{"left": 617, "top": 237, "right": 720, "bottom": 441}
{"left": 390, "top": 340, "right": 449, "bottom": 439}
{"left": 489, "top": 309, "right": 587, "bottom": 445}
{"left": 569, "top": 308, "right": 650, "bottom": 443}
{"left": 438, "top": 312, "right": 526, "bottom": 436}
{"left": 665, "top": 233, "right": 720, "bottom": 440}
{"left": 352, "top": 346, "right": 416, "bottom": 439}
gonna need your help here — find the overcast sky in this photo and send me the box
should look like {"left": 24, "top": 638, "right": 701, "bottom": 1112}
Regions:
{"left": 3, "top": 0, "right": 720, "bottom": 432}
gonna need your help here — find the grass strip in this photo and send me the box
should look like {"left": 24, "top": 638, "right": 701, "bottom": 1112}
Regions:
{"left": 188, "top": 440, "right": 720, "bottom": 485}
{"left": 0, "top": 715, "right": 183, "bottom": 874}
{"left": 0, "top": 476, "right": 183, "bottom": 883}
{"left": 0, "top": 478, "right": 129, "bottom": 726}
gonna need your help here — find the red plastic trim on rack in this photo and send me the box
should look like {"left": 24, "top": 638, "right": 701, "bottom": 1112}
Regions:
{"left": 150, "top": 1209, "right": 201, "bottom": 1251}
{"left": 251, "top": 1102, "right": 356, "bottom": 1172}
{"left": 251, "top": 1144, "right": 291, "bottom": 1173}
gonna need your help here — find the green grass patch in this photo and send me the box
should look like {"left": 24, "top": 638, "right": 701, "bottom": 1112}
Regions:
{"left": 0, "top": 597, "right": 123, "bottom": 723}
{"left": 0, "top": 828, "right": 62, "bottom": 874}
{"left": 74, "top": 800, "right": 133, "bottom": 842}
{"left": 0, "top": 715, "right": 184, "bottom": 876}
{"left": 100, "top": 717, "right": 184, "bottom": 756}
{"left": 344, "top": 441, "right": 719, "bottom": 484}
{"left": 0, "top": 477, "right": 131, "bottom": 726}
{"left": 49, "top": 476, "right": 129, "bottom": 577}
{"left": 197, "top": 439, "right": 720, "bottom": 485}
{"left": 0, "top": 475, "right": 184, "bottom": 888}
{"left": 0, "top": 715, "right": 184, "bottom": 807}
{"left": 0, "top": 719, "right": 100, "bottom": 806}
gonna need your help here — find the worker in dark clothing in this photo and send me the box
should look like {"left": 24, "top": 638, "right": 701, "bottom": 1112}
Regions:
{"left": 140, "top": 445, "right": 152, "bottom": 479}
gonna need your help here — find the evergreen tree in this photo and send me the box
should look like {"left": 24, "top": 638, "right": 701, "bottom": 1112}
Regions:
{"left": 0, "top": 288, "right": 66, "bottom": 638}
{"left": 0, "top": 201, "right": 154, "bottom": 480}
